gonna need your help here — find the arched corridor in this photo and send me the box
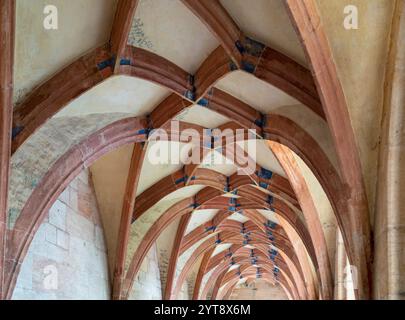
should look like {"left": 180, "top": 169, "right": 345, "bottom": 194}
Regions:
{"left": 0, "top": 0, "right": 404, "bottom": 300}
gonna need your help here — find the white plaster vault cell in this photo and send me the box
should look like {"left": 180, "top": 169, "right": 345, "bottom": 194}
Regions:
{"left": 55, "top": 76, "right": 170, "bottom": 118}
{"left": 14, "top": 0, "right": 118, "bottom": 105}
{"left": 185, "top": 209, "right": 219, "bottom": 235}
{"left": 273, "top": 105, "right": 339, "bottom": 171}
{"left": 175, "top": 105, "right": 230, "bottom": 129}
{"left": 199, "top": 150, "right": 238, "bottom": 176}
{"left": 229, "top": 264, "right": 241, "bottom": 272}
{"left": 136, "top": 141, "right": 193, "bottom": 195}
{"left": 258, "top": 209, "right": 280, "bottom": 225}
{"left": 90, "top": 143, "right": 135, "bottom": 276}
{"left": 227, "top": 212, "right": 250, "bottom": 224}
{"left": 215, "top": 71, "right": 299, "bottom": 114}
{"left": 130, "top": 0, "right": 220, "bottom": 73}
{"left": 212, "top": 243, "right": 232, "bottom": 257}
{"left": 236, "top": 140, "right": 286, "bottom": 178}
{"left": 220, "top": 0, "right": 307, "bottom": 66}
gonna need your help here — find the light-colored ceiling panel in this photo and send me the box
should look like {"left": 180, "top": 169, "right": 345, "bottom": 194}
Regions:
{"left": 236, "top": 140, "right": 286, "bottom": 178}
{"left": 175, "top": 105, "right": 230, "bottom": 129}
{"left": 215, "top": 71, "right": 299, "bottom": 114}
{"left": 220, "top": 0, "right": 307, "bottom": 66}
{"left": 185, "top": 209, "right": 219, "bottom": 235}
{"left": 273, "top": 105, "right": 339, "bottom": 171}
{"left": 55, "top": 75, "right": 170, "bottom": 118}
{"left": 130, "top": 0, "right": 220, "bottom": 73}
{"left": 212, "top": 243, "right": 232, "bottom": 257}
{"left": 90, "top": 143, "right": 134, "bottom": 278}
{"left": 258, "top": 209, "right": 279, "bottom": 224}
{"left": 199, "top": 150, "right": 238, "bottom": 176}
{"left": 229, "top": 264, "right": 240, "bottom": 272}
{"left": 137, "top": 141, "right": 192, "bottom": 195}
{"left": 14, "top": 0, "right": 118, "bottom": 105}
{"left": 227, "top": 212, "right": 249, "bottom": 223}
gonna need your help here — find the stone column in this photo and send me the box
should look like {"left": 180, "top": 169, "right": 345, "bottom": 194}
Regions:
{"left": 334, "top": 230, "right": 346, "bottom": 299}
{"left": 374, "top": 0, "right": 405, "bottom": 300}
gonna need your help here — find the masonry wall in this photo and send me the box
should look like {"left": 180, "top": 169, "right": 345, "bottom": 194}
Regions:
{"left": 12, "top": 169, "right": 111, "bottom": 300}
{"left": 128, "top": 243, "right": 163, "bottom": 300}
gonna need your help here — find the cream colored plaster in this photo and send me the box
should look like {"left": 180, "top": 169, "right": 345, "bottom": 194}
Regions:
{"left": 175, "top": 105, "right": 230, "bottom": 129}
{"left": 131, "top": 0, "right": 219, "bottom": 73}
{"left": 137, "top": 141, "right": 192, "bottom": 195}
{"left": 258, "top": 210, "right": 280, "bottom": 225}
{"left": 227, "top": 212, "right": 249, "bottom": 224}
{"left": 237, "top": 140, "right": 286, "bottom": 178}
{"left": 273, "top": 105, "right": 339, "bottom": 171}
{"left": 90, "top": 143, "right": 135, "bottom": 278}
{"left": 55, "top": 76, "right": 170, "bottom": 118}
{"left": 199, "top": 150, "right": 238, "bottom": 176}
{"left": 14, "top": 0, "right": 117, "bottom": 105}
{"left": 220, "top": 0, "right": 307, "bottom": 66}
{"left": 185, "top": 209, "right": 219, "bottom": 235}
{"left": 215, "top": 71, "right": 299, "bottom": 113}
{"left": 212, "top": 243, "right": 233, "bottom": 257}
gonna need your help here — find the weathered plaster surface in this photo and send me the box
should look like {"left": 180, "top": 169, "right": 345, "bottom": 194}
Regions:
{"left": 55, "top": 76, "right": 169, "bottom": 118}
{"left": 8, "top": 113, "right": 129, "bottom": 228}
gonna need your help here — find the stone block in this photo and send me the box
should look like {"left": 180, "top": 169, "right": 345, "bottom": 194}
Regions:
{"left": 56, "top": 229, "right": 70, "bottom": 250}
{"left": 68, "top": 188, "right": 79, "bottom": 212}
{"left": 77, "top": 179, "right": 95, "bottom": 220}
{"left": 59, "top": 187, "right": 70, "bottom": 205}
{"left": 67, "top": 210, "right": 94, "bottom": 243}
{"left": 45, "top": 223, "right": 57, "bottom": 245}
{"left": 49, "top": 200, "right": 67, "bottom": 231}
{"left": 94, "top": 226, "right": 106, "bottom": 252}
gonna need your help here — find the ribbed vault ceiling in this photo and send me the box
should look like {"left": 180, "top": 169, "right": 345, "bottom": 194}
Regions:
{"left": 9, "top": 0, "right": 381, "bottom": 300}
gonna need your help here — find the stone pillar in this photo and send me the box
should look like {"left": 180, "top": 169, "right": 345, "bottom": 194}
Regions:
{"left": 334, "top": 230, "right": 346, "bottom": 299}
{"left": 374, "top": 0, "right": 405, "bottom": 300}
